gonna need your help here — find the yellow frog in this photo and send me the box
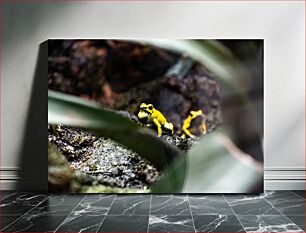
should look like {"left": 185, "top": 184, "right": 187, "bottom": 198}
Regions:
{"left": 137, "top": 103, "right": 174, "bottom": 137}
{"left": 181, "top": 110, "right": 207, "bottom": 139}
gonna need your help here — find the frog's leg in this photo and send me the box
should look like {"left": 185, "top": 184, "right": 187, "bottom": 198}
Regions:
{"left": 164, "top": 122, "right": 174, "bottom": 134}
{"left": 182, "top": 117, "right": 195, "bottom": 139}
{"left": 202, "top": 122, "right": 207, "bottom": 134}
{"left": 182, "top": 127, "right": 195, "bottom": 139}
{"left": 153, "top": 118, "right": 162, "bottom": 137}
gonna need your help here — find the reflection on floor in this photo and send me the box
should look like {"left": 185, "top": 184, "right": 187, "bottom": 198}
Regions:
{"left": 0, "top": 191, "right": 304, "bottom": 232}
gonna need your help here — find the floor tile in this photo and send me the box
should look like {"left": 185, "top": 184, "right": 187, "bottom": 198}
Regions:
{"left": 98, "top": 215, "right": 148, "bottom": 232}
{"left": 286, "top": 215, "right": 305, "bottom": 230}
{"left": 28, "top": 204, "right": 79, "bottom": 216}
{"left": 193, "top": 215, "right": 245, "bottom": 232}
{"left": 72, "top": 194, "right": 115, "bottom": 215}
{"left": 2, "top": 214, "right": 67, "bottom": 232}
{"left": 151, "top": 195, "right": 191, "bottom": 216}
{"left": 291, "top": 191, "right": 305, "bottom": 199}
{"left": 0, "top": 191, "right": 304, "bottom": 232}
{"left": 56, "top": 213, "right": 105, "bottom": 232}
{"left": 48, "top": 194, "right": 85, "bottom": 205}
{"left": 0, "top": 192, "right": 49, "bottom": 215}
{"left": 149, "top": 215, "right": 194, "bottom": 232}
{"left": 0, "top": 191, "right": 16, "bottom": 201}
{"left": 27, "top": 194, "right": 84, "bottom": 216}
{"left": 265, "top": 191, "right": 304, "bottom": 215}
{"left": 189, "top": 195, "right": 234, "bottom": 215}
{"left": 224, "top": 194, "right": 280, "bottom": 215}
{"left": 0, "top": 215, "right": 23, "bottom": 231}
{"left": 238, "top": 215, "right": 303, "bottom": 232}
{"left": 108, "top": 195, "right": 150, "bottom": 215}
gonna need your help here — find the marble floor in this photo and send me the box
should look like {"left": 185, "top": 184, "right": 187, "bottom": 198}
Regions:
{"left": 0, "top": 190, "right": 304, "bottom": 232}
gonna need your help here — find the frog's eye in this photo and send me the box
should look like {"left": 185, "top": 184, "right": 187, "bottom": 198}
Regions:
{"left": 148, "top": 105, "right": 153, "bottom": 110}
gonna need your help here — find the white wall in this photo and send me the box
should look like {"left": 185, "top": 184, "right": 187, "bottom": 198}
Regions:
{"left": 1, "top": 1, "right": 304, "bottom": 190}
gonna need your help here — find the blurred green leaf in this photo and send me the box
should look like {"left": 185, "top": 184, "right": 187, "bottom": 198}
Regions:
{"left": 48, "top": 90, "right": 187, "bottom": 192}
{"left": 183, "top": 132, "right": 263, "bottom": 193}
{"left": 151, "top": 155, "right": 188, "bottom": 193}
{"left": 151, "top": 131, "right": 262, "bottom": 193}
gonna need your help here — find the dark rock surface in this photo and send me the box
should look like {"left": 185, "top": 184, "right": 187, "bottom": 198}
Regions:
{"left": 48, "top": 125, "right": 158, "bottom": 191}
{"left": 48, "top": 40, "right": 178, "bottom": 106}
{"left": 48, "top": 143, "right": 145, "bottom": 193}
{"left": 48, "top": 111, "right": 195, "bottom": 191}
{"left": 114, "top": 59, "right": 222, "bottom": 134}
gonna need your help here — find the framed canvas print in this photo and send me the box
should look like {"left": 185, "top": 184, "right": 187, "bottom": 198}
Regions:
{"left": 48, "top": 39, "right": 263, "bottom": 193}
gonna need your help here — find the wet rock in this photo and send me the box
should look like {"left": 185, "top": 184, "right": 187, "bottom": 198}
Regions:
{"left": 48, "top": 123, "right": 160, "bottom": 190}
{"left": 48, "top": 143, "right": 147, "bottom": 193}
{"left": 48, "top": 110, "right": 197, "bottom": 191}
{"left": 161, "top": 134, "right": 195, "bottom": 153}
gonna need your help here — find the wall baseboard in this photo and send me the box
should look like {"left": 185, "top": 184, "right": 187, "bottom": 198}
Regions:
{"left": 0, "top": 168, "right": 20, "bottom": 190}
{"left": 264, "top": 180, "right": 305, "bottom": 190}
{"left": 1, "top": 167, "right": 304, "bottom": 190}
{"left": 264, "top": 167, "right": 305, "bottom": 190}
{"left": 0, "top": 180, "right": 19, "bottom": 190}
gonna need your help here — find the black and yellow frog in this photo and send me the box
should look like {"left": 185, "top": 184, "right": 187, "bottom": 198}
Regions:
{"left": 181, "top": 110, "right": 207, "bottom": 139}
{"left": 137, "top": 103, "right": 174, "bottom": 137}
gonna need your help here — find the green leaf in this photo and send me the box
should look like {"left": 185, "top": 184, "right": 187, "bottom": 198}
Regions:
{"left": 183, "top": 132, "right": 263, "bottom": 193}
{"left": 48, "top": 90, "right": 187, "bottom": 192}
{"left": 151, "top": 156, "right": 188, "bottom": 193}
